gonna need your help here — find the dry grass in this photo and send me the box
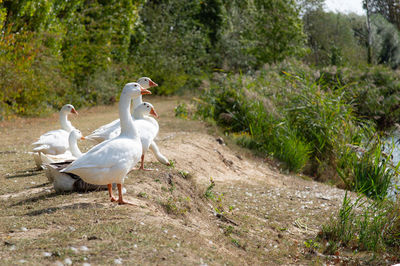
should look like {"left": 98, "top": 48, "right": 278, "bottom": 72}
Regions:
{"left": 0, "top": 96, "right": 379, "bottom": 265}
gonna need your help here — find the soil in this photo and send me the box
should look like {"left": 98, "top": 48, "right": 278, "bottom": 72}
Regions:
{"left": 0, "top": 96, "right": 369, "bottom": 265}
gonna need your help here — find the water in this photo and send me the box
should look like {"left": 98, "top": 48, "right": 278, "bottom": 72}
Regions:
{"left": 384, "top": 133, "right": 400, "bottom": 199}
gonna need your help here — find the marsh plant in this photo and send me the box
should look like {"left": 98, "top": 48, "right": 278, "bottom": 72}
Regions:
{"left": 320, "top": 192, "right": 400, "bottom": 254}
{"left": 196, "top": 62, "right": 399, "bottom": 199}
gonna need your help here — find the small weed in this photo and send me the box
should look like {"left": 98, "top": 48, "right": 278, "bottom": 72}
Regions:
{"left": 230, "top": 238, "right": 246, "bottom": 250}
{"left": 163, "top": 197, "right": 178, "bottom": 214}
{"left": 179, "top": 170, "right": 191, "bottom": 179}
{"left": 231, "top": 238, "right": 240, "bottom": 247}
{"left": 168, "top": 160, "right": 176, "bottom": 169}
{"left": 169, "top": 181, "right": 176, "bottom": 193}
{"left": 161, "top": 186, "right": 168, "bottom": 192}
{"left": 323, "top": 240, "right": 339, "bottom": 255}
{"left": 137, "top": 192, "right": 148, "bottom": 198}
{"left": 224, "top": 225, "right": 234, "bottom": 236}
{"left": 204, "top": 178, "right": 215, "bottom": 200}
{"left": 304, "top": 239, "right": 319, "bottom": 256}
{"left": 162, "top": 197, "right": 190, "bottom": 215}
{"left": 174, "top": 102, "right": 189, "bottom": 119}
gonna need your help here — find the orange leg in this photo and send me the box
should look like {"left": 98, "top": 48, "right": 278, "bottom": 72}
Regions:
{"left": 138, "top": 154, "right": 153, "bottom": 171}
{"left": 117, "top": 184, "right": 135, "bottom": 205}
{"left": 108, "top": 184, "right": 117, "bottom": 202}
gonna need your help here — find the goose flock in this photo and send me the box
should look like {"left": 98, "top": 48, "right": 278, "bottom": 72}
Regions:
{"left": 31, "top": 78, "right": 170, "bottom": 205}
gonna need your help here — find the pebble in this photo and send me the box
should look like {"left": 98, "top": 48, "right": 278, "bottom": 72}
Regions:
{"left": 140, "top": 222, "right": 145, "bottom": 226}
{"left": 133, "top": 244, "right": 137, "bottom": 248}
{"left": 18, "top": 259, "right": 27, "bottom": 264}
{"left": 69, "top": 247, "right": 78, "bottom": 253}
{"left": 42, "top": 252, "right": 52, "bottom": 257}
{"left": 64, "top": 258, "right": 73, "bottom": 265}
{"left": 83, "top": 263, "right": 91, "bottom": 266}
{"left": 114, "top": 258, "right": 123, "bottom": 264}
{"left": 163, "top": 229, "right": 168, "bottom": 234}
{"left": 21, "top": 227, "right": 28, "bottom": 232}
{"left": 54, "top": 261, "right": 63, "bottom": 266}
{"left": 80, "top": 246, "right": 89, "bottom": 252}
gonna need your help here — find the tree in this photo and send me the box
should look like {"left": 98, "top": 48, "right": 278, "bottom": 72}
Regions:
{"left": 303, "top": 10, "right": 367, "bottom": 66}
{"left": 218, "top": 0, "right": 305, "bottom": 70}
{"left": 364, "top": 0, "right": 400, "bottom": 30}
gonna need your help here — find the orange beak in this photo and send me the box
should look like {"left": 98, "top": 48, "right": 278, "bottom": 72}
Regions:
{"left": 150, "top": 108, "right": 159, "bottom": 118}
{"left": 140, "top": 86, "right": 152, "bottom": 95}
{"left": 149, "top": 80, "right": 158, "bottom": 87}
{"left": 81, "top": 136, "right": 85, "bottom": 140}
{"left": 71, "top": 108, "right": 78, "bottom": 115}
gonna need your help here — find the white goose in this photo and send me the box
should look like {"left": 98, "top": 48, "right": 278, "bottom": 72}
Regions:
{"left": 61, "top": 82, "right": 151, "bottom": 205}
{"left": 42, "top": 129, "right": 85, "bottom": 183}
{"left": 43, "top": 129, "right": 109, "bottom": 192}
{"left": 86, "top": 77, "right": 157, "bottom": 143}
{"left": 31, "top": 104, "right": 78, "bottom": 168}
{"left": 133, "top": 102, "right": 164, "bottom": 170}
{"left": 41, "top": 129, "right": 85, "bottom": 166}
{"left": 86, "top": 77, "right": 170, "bottom": 167}
{"left": 45, "top": 162, "right": 108, "bottom": 193}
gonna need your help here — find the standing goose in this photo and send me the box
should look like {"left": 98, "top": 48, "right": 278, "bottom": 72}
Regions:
{"left": 61, "top": 82, "right": 151, "bottom": 205}
{"left": 86, "top": 77, "right": 157, "bottom": 143}
{"left": 31, "top": 104, "right": 78, "bottom": 168}
{"left": 132, "top": 102, "right": 163, "bottom": 170}
{"left": 86, "top": 77, "right": 169, "bottom": 166}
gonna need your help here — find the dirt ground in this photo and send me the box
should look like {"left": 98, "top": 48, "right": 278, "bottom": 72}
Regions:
{"left": 0, "top": 96, "right": 366, "bottom": 265}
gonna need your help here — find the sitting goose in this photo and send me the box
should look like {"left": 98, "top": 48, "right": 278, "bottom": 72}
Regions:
{"left": 31, "top": 104, "right": 78, "bottom": 168}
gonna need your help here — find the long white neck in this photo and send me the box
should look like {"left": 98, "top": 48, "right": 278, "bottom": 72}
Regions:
{"left": 60, "top": 112, "right": 73, "bottom": 132}
{"left": 69, "top": 135, "right": 83, "bottom": 157}
{"left": 120, "top": 93, "right": 139, "bottom": 138}
{"left": 133, "top": 108, "right": 145, "bottom": 120}
{"left": 131, "top": 96, "right": 143, "bottom": 115}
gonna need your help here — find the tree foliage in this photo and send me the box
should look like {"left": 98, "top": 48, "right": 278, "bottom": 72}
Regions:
{"left": 303, "top": 10, "right": 367, "bottom": 66}
{"left": 364, "top": 0, "right": 400, "bottom": 30}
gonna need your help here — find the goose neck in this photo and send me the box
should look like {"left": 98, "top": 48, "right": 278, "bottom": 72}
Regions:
{"left": 69, "top": 135, "right": 83, "bottom": 157}
{"left": 119, "top": 94, "right": 138, "bottom": 138}
{"left": 60, "top": 112, "right": 73, "bottom": 132}
{"left": 132, "top": 96, "right": 143, "bottom": 115}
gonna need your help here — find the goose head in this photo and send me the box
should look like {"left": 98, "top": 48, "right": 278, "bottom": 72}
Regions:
{"left": 61, "top": 104, "right": 78, "bottom": 115}
{"left": 136, "top": 102, "right": 159, "bottom": 118}
{"left": 122, "top": 82, "right": 152, "bottom": 98}
{"left": 137, "top": 77, "right": 158, "bottom": 89}
{"left": 69, "top": 129, "right": 85, "bottom": 141}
